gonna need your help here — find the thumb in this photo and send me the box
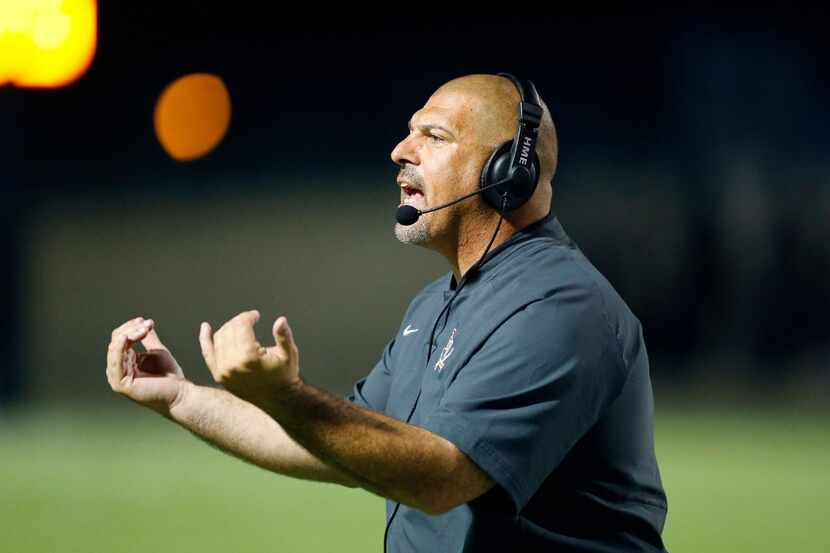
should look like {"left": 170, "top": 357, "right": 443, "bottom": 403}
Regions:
{"left": 199, "top": 321, "right": 217, "bottom": 373}
{"left": 272, "top": 316, "right": 295, "bottom": 350}
{"left": 140, "top": 326, "right": 168, "bottom": 352}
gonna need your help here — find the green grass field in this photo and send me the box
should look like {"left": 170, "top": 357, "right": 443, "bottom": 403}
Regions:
{"left": 1, "top": 404, "right": 827, "bottom": 552}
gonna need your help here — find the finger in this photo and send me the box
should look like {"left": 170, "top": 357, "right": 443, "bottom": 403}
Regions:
{"left": 120, "top": 322, "right": 153, "bottom": 361}
{"left": 273, "top": 316, "right": 291, "bottom": 347}
{"left": 230, "top": 309, "right": 260, "bottom": 324}
{"left": 124, "top": 348, "right": 138, "bottom": 378}
{"left": 114, "top": 319, "right": 153, "bottom": 345}
{"left": 111, "top": 316, "right": 145, "bottom": 339}
{"left": 140, "top": 326, "right": 168, "bottom": 352}
{"left": 107, "top": 319, "right": 152, "bottom": 382}
{"left": 274, "top": 316, "right": 297, "bottom": 358}
{"left": 236, "top": 309, "right": 260, "bottom": 326}
{"left": 199, "top": 321, "right": 217, "bottom": 374}
{"left": 127, "top": 319, "right": 154, "bottom": 340}
{"left": 247, "top": 309, "right": 261, "bottom": 322}
{"left": 106, "top": 332, "right": 130, "bottom": 384}
{"left": 231, "top": 309, "right": 261, "bottom": 350}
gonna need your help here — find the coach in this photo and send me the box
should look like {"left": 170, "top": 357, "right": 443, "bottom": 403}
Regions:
{"left": 106, "top": 73, "right": 668, "bottom": 552}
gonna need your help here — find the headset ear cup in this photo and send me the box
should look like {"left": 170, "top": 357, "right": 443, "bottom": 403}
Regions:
{"left": 480, "top": 141, "right": 540, "bottom": 212}
{"left": 480, "top": 141, "right": 513, "bottom": 211}
{"left": 509, "top": 156, "right": 540, "bottom": 209}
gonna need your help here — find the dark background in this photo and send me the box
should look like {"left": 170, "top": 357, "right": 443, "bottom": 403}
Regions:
{"left": 3, "top": 12, "right": 828, "bottom": 406}
{"left": 2, "top": 10, "right": 829, "bottom": 553}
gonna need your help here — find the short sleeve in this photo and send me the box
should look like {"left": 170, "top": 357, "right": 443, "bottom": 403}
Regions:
{"left": 422, "top": 289, "right": 625, "bottom": 513}
{"left": 344, "top": 338, "right": 395, "bottom": 413}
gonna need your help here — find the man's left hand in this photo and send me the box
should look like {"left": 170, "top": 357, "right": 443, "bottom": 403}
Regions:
{"left": 199, "top": 310, "right": 300, "bottom": 404}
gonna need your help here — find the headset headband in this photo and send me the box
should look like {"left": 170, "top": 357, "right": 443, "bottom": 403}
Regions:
{"left": 497, "top": 72, "right": 543, "bottom": 183}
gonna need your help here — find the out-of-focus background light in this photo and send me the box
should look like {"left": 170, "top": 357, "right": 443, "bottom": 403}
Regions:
{"left": 0, "top": 0, "right": 97, "bottom": 88}
{"left": 154, "top": 73, "right": 232, "bottom": 161}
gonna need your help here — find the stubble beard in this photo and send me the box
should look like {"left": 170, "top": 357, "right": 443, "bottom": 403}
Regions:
{"left": 394, "top": 219, "right": 430, "bottom": 246}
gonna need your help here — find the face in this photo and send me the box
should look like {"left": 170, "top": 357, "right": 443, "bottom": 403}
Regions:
{"left": 390, "top": 89, "right": 492, "bottom": 248}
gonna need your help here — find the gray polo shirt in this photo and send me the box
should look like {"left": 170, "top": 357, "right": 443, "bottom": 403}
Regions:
{"left": 346, "top": 212, "right": 668, "bottom": 552}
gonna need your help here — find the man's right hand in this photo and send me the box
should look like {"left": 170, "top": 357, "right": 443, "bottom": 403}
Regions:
{"left": 106, "top": 317, "right": 189, "bottom": 418}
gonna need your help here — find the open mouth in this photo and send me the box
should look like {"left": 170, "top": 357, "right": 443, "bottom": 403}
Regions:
{"left": 402, "top": 185, "right": 423, "bottom": 199}
{"left": 398, "top": 175, "right": 427, "bottom": 209}
{"left": 400, "top": 184, "right": 426, "bottom": 207}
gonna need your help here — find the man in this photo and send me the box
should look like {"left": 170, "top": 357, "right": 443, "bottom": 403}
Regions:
{"left": 106, "top": 73, "right": 668, "bottom": 552}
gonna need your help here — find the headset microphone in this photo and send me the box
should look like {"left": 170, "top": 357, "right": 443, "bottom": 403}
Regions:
{"left": 395, "top": 177, "right": 511, "bottom": 226}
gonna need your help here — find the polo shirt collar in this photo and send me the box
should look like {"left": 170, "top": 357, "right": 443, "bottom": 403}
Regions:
{"left": 446, "top": 210, "right": 570, "bottom": 293}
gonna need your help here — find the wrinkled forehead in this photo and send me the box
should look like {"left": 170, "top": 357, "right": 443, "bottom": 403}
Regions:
{"left": 412, "top": 89, "right": 482, "bottom": 136}
{"left": 412, "top": 87, "right": 515, "bottom": 145}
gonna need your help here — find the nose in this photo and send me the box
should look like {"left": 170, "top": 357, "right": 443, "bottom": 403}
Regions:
{"left": 390, "top": 133, "right": 419, "bottom": 168}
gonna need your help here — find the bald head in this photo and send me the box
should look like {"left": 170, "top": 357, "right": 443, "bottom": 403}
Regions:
{"left": 430, "top": 74, "right": 558, "bottom": 198}
{"left": 391, "top": 73, "right": 559, "bottom": 260}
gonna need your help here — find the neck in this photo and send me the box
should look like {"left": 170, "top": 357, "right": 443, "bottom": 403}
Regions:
{"left": 445, "top": 212, "right": 517, "bottom": 283}
{"left": 440, "top": 205, "right": 551, "bottom": 282}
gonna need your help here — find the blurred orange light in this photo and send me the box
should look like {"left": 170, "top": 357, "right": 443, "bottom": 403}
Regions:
{"left": 154, "top": 73, "right": 232, "bottom": 162}
{"left": 0, "top": 0, "right": 97, "bottom": 88}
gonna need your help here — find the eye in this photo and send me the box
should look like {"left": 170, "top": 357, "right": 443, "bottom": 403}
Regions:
{"left": 428, "top": 134, "right": 446, "bottom": 143}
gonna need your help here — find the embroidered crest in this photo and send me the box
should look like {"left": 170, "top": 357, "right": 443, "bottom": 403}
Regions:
{"left": 434, "top": 328, "right": 457, "bottom": 372}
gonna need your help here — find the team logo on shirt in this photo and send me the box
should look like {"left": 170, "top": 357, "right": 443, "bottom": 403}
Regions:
{"left": 434, "top": 328, "right": 457, "bottom": 372}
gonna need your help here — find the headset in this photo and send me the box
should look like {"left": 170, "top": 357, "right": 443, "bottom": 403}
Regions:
{"left": 395, "top": 73, "right": 544, "bottom": 226}
{"left": 479, "top": 72, "right": 544, "bottom": 213}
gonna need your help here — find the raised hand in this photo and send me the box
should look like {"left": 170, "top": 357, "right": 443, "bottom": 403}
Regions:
{"left": 199, "top": 310, "right": 300, "bottom": 406}
{"left": 106, "top": 317, "right": 188, "bottom": 417}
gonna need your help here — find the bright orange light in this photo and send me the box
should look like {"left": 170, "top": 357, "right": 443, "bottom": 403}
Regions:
{"left": 0, "top": 0, "right": 97, "bottom": 88}
{"left": 154, "top": 73, "right": 232, "bottom": 162}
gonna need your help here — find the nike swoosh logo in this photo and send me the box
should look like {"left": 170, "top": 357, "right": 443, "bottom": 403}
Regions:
{"left": 403, "top": 324, "right": 419, "bottom": 336}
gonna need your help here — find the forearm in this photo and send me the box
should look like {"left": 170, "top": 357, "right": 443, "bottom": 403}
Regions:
{"left": 259, "top": 380, "right": 462, "bottom": 514}
{"left": 168, "top": 381, "right": 359, "bottom": 488}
